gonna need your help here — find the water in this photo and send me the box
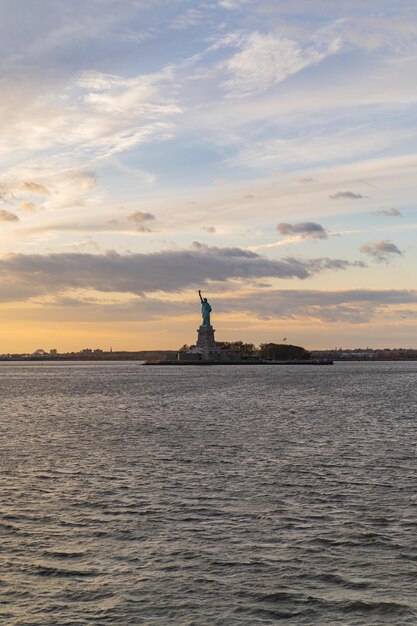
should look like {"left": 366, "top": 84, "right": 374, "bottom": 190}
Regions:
{"left": 0, "top": 361, "right": 416, "bottom": 625}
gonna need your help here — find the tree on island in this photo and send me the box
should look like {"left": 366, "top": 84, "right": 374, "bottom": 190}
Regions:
{"left": 259, "top": 343, "right": 310, "bottom": 361}
{"left": 215, "top": 341, "right": 257, "bottom": 357}
{"left": 178, "top": 340, "right": 310, "bottom": 361}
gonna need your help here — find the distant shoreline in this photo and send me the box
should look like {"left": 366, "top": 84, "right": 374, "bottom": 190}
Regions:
{"left": 1, "top": 348, "right": 417, "bottom": 363}
{"left": 1, "top": 355, "right": 416, "bottom": 363}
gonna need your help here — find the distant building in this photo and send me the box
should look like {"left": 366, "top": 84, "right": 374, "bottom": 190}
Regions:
{"left": 32, "top": 348, "right": 48, "bottom": 357}
{"left": 79, "top": 348, "right": 103, "bottom": 356}
{"left": 354, "top": 351, "right": 375, "bottom": 359}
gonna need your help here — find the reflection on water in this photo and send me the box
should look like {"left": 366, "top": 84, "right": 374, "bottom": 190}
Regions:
{"left": 0, "top": 361, "right": 416, "bottom": 625}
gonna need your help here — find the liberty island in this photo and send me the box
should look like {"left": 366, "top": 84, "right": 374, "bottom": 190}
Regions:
{"left": 145, "top": 291, "right": 332, "bottom": 365}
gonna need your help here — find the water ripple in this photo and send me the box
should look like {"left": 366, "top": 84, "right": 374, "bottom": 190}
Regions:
{"left": 0, "top": 361, "right": 416, "bottom": 624}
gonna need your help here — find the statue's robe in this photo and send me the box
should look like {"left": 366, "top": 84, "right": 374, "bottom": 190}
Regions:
{"left": 201, "top": 302, "right": 212, "bottom": 327}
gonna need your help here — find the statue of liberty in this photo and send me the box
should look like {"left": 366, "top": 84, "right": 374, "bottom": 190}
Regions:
{"left": 198, "top": 289, "right": 212, "bottom": 327}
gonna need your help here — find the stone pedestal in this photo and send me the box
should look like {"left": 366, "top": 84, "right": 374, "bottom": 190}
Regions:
{"left": 196, "top": 325, "right": 222, "bottom": 360}
{"left": 176, "top": 322, "right": 243, "bottom": 362}
{"left": 196, "top": 325, "right": 216, "bottom": 349}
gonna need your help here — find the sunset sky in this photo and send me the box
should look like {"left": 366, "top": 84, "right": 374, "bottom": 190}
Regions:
{"left": 0, "top": 0, "right": 416, "bottom": 351}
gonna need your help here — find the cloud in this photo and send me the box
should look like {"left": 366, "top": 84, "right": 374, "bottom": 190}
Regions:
{"left": 18, "top": 181, "right": 50, "bottom": 195}
{"left": 217, "top": 0, "right": 246, "bottom": 8}
{"left": 0, "top": 64, "right": 181, "bottom": 179}
{"left": 360, "top": 240, "right": 402, "bottom": 263}
{"left": 1, "top": 169, "right": 97, "bottom": 213}
{"left": 221, "top": 31, "right": 330, "bottom": 96}
{"left": 127, "top": 210, "right": 155, "bottom": 232}
{"left": 329, "top": 191, "right": 365, "bottom": 199}
{"left": 374, "top": 208, "right": 402, "bottom": 217}
{"left": 203, "top": 226, "right": 216, "bottom": 233}
{"left": 40, "top": 287, "right": 417, "bottom": 326}
{"left": 43, "top": 170, "right": 97, "bottom": 211}
{"left": 0, "top": 209, "right": 19, "bottom": 222}
{"left": 277, "top": 221, "right": 328, "bottom": 240}
{"left": 213, "top": 288, "right": 417, "bottom": 324}
{"left": 170, "top": 8, "right": 204, "bottom": 30}
{"left": 229, "top": 125, "right": 417, "bottom": 170}
{"left": 19, "top": 201, "right": 40, "bottom": 212}
{"left": 0, "top": 244, "right": 363, "bottom": 303}
{"left": 0, "top": 183, "right": 16, "bottom": 204}
{"left": 298, "top": 176, "right": 316, "bottom": 183}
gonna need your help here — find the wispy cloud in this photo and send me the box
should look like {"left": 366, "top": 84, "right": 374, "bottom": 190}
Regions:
{"left": 19, "top": 201, "right": 40, "bottom": 212}
{"left": 373, "top": 208, "right": 402, "bottom": 217}
{"left": 0, "top": 66, "right": 182, "bottom": 175}
{"left": 0, "top": 169, "right": 98, "bottom": 218}
{"left": 217, "top": 0, "right": 247, "bottom": 8}
{"left": 0, "top": 209, "right": 19, "bottom": 222}
{"left": 18, "top": 181, "right": 50, "bottom": 195}
{"left": 170, "top": 8, "right": 204, "bottom": 30}
{"left": 220, "top": 31, "right": 335, "bottom": 97}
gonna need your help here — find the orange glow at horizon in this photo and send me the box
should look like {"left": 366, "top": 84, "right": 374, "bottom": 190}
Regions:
{"left": 0, "top": 309, "right": 416, "bottom": 353}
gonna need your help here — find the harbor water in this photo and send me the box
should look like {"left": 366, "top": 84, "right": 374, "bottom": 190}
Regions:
{"left": 1, "top": 361, "right": 416, "bottom": 625}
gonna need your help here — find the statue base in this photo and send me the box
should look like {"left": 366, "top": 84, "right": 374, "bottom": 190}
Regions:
{"left": 196, "top": 325, "right": 216, "bottom": 349}
{"left": 178, "top": 322, "right": 240, "bottom": 362}
{"left": 195, "top": 325, "right": 222, "bottom": 360}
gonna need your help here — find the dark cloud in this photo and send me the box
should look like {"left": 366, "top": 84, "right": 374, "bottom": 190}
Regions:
{"left": 32, "top": 288, "right": 417, "bottom": 326}
{"left": 277, "top": 221, "right": 328, "bottom": 239}
{"left": 0, "top": 244, "right": 363, "bottom": 302}
{"left": 191, "top": 241, "right": 259, "bottom": 258}
{"left": 374, "top": 208, "right": 402, "bottom": 217}
{"left": 127, "top": 211, "right": 155, "bottom": 232}
{"left": 203, "top": 226, "right": 216, "bottom": 233}
{"left": 0, "top": 209, "right": 19, "bottom": 222}
{"left": 329, "top": 191, "right": 365, "bottom": 199}
{"left": 214, "top": 289, "right": 417, "bottom": 324}
{"left": 360, "top": 240, "right": 402, "bottom": 263}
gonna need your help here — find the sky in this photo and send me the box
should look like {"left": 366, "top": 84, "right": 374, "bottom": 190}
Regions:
{"left": 0, "top": 0, "right": 416, "bottom": 352}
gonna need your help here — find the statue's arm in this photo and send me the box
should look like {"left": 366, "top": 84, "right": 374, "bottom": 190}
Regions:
{"left": 198, "top": 289, "right": 203, "bottom": 303}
